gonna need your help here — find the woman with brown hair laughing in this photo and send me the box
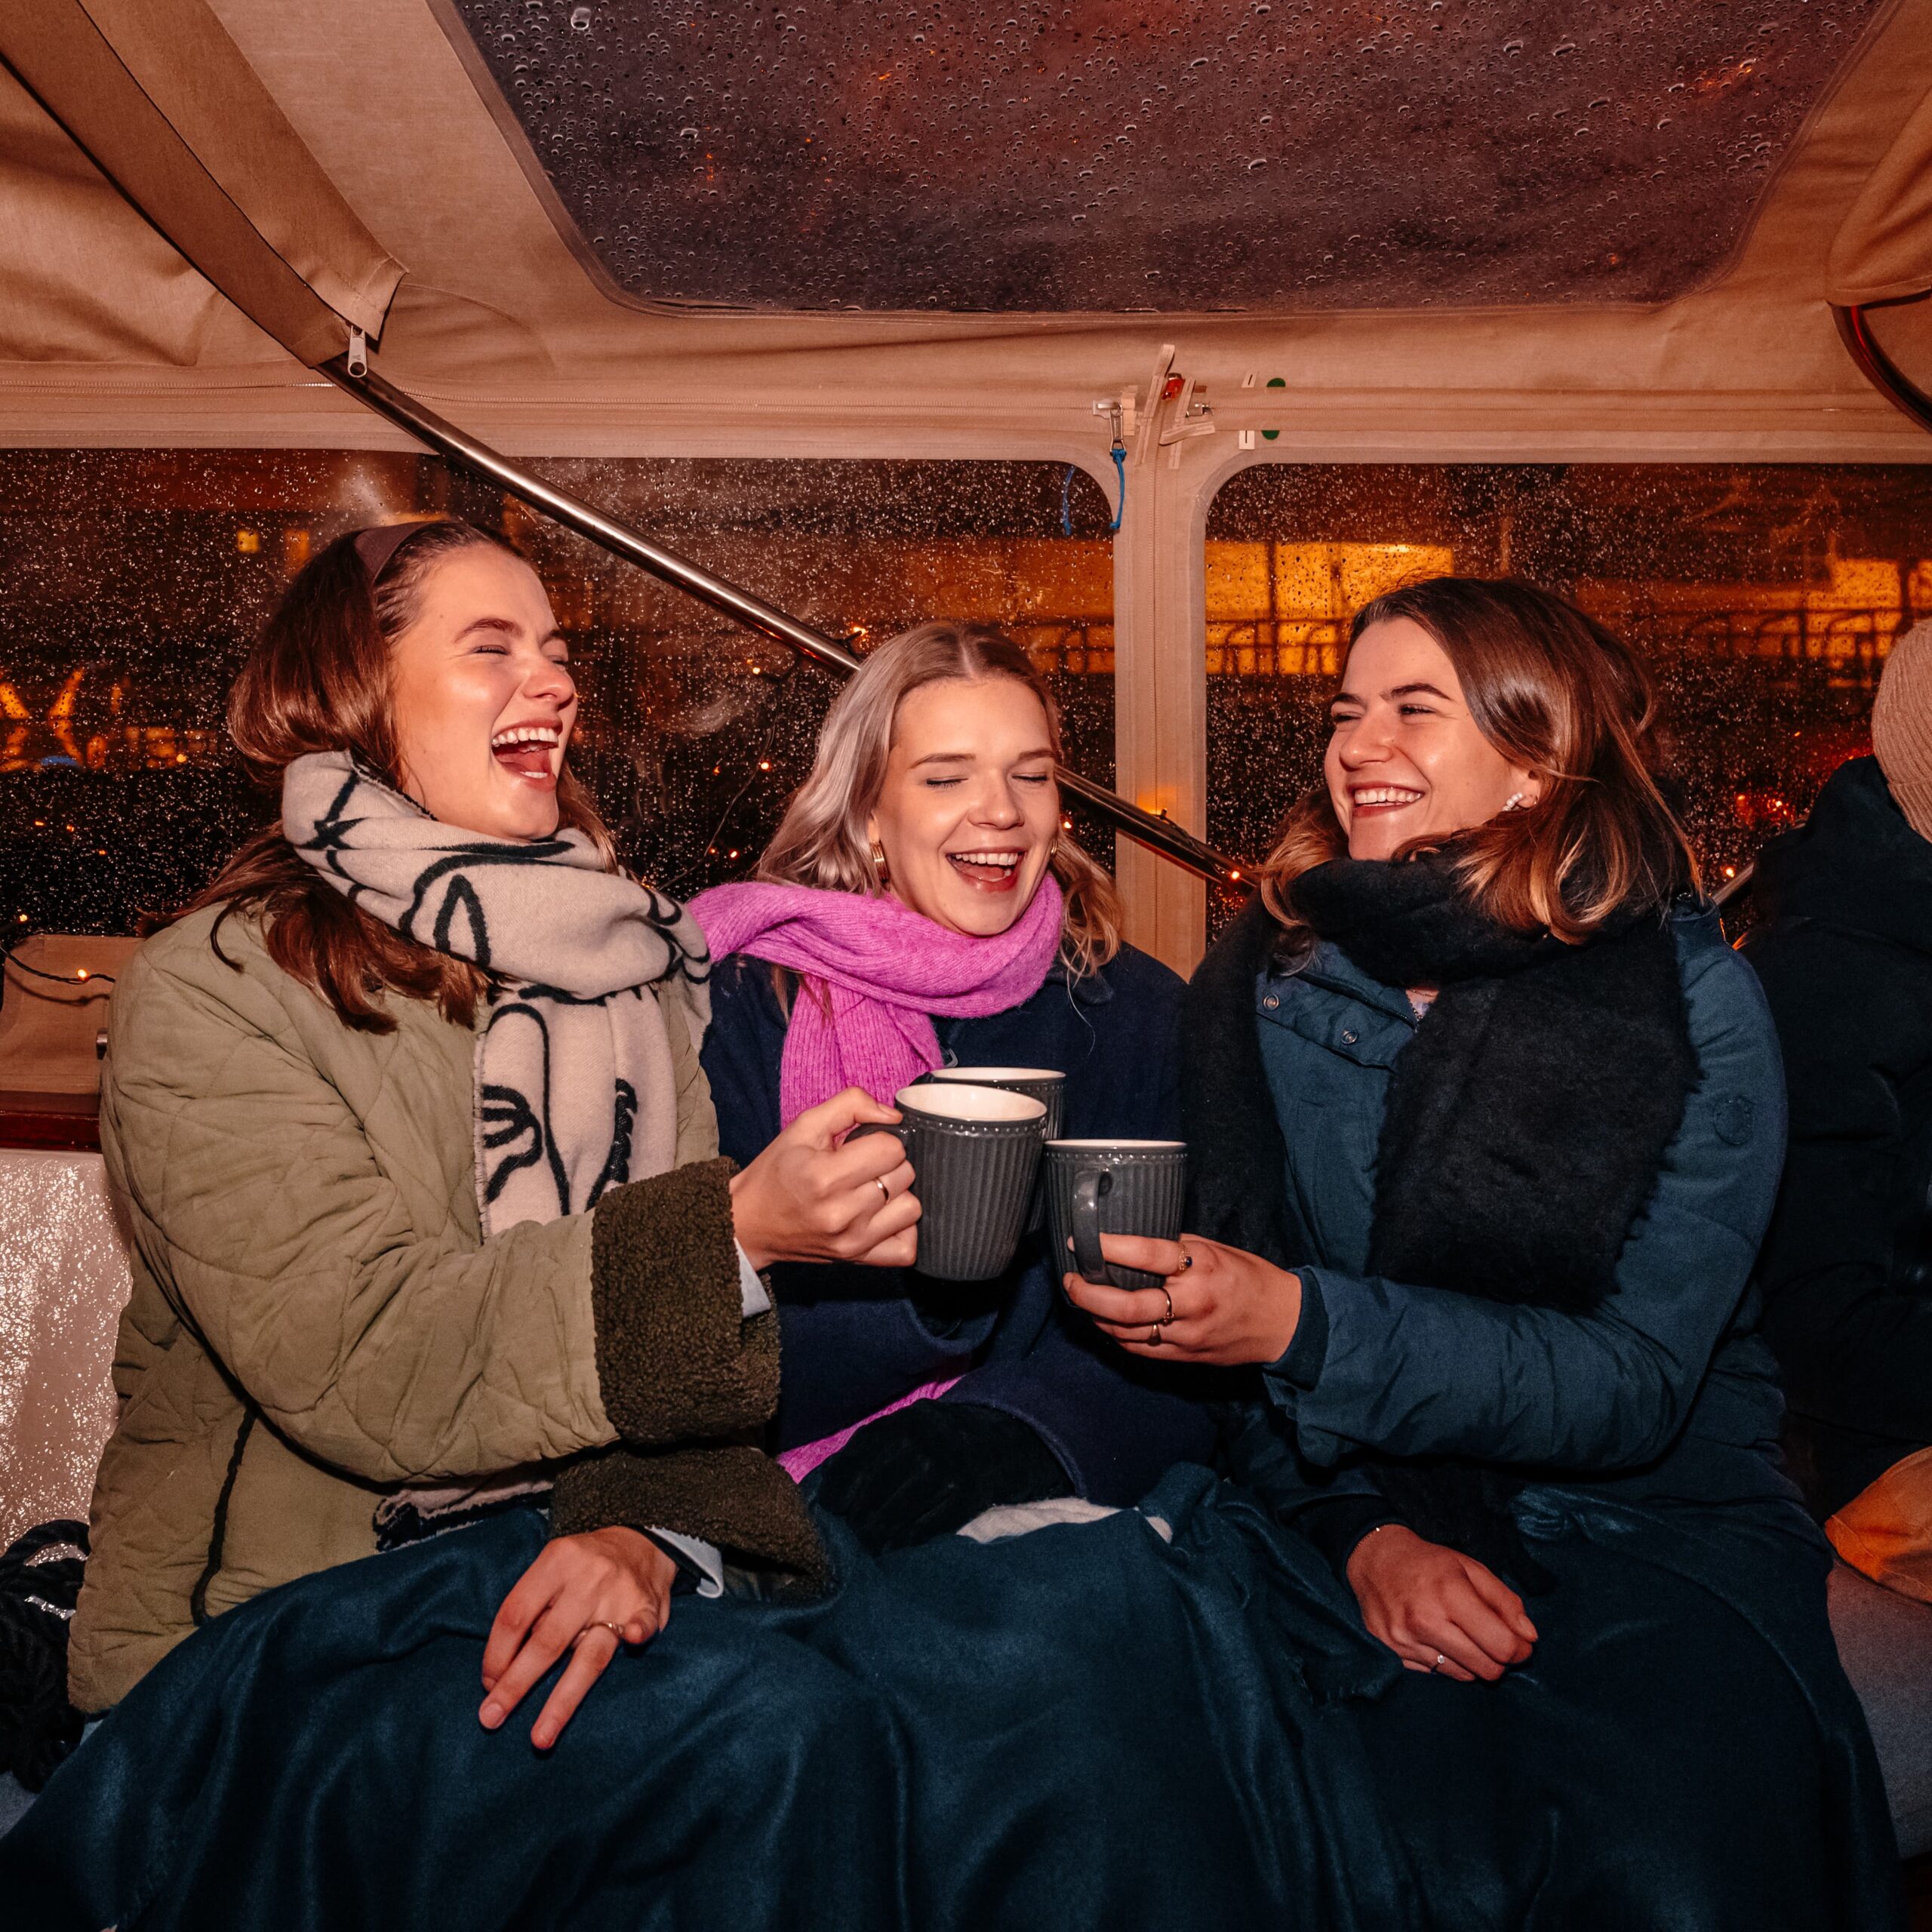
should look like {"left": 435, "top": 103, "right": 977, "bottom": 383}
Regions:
{"left": 1067, "top": 576, "right": 1903, "bottom": 1928}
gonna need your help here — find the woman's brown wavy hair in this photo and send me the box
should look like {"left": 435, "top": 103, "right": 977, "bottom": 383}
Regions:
{"left": 756, "top": 620, "right": 1122, "bottom": 980}
{"left": 1259, "top": 576, "right": 1698, "bottom": 952}
{"left": 167, "top": 519, "right": 614, "bottom": 1032}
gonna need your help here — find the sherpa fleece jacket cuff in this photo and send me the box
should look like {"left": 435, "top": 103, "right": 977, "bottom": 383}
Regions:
{"left": 589, "top": 1158, "right": 779, "bottom": 1446}
{"left": 549, "top": 1443, "right": 829, "bottom": 1597}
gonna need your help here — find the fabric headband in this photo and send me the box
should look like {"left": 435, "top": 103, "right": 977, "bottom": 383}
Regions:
{"left": 353, "top": 520, "right": 435, "bottom": 585}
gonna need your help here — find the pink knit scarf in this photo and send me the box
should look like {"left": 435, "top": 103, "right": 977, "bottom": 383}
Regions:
{"left": 689, "top": 877, "right": 1066, "bottom": 1125}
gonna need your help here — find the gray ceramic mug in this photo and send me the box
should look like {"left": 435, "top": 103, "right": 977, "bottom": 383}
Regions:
{"left": 853, "top": 1082, "right": 1048, "bottom": 1281}
{"left": 914, "top": 1066, "right": 1066, "bottom": 1142}
{"left": 1044, "top": 1140, "right": 1188, "bottom": 1294}
{"left": 915, "top": 1067, "right": 1065, "bottom": 1230}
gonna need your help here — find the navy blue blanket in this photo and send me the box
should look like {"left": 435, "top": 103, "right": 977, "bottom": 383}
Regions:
{"left": 0, "top": 1470, "right": 1407, "bottom": 1932}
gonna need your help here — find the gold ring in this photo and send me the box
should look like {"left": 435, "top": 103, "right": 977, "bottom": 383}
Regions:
{"left": 1147, "top": 1321, "right": 1165, "bottom": 1346}
{"left": 875, "top": 1177, "right": 891, "bottom": 1206}
{"left": 581, "top": 1620, "right": 628, "bottom": 1647}
{"left": 1159, "top": 1286, "right": 1174, "bottom": 1324}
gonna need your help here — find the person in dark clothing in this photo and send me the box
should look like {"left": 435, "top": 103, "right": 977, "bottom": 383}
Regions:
{"left": 1746, "top": 721, "right": 1932, "bottom": 1526}
{"left": 692, "top": 621, "right": 1214, "bottom": 1550}
{"left": 1743, "top": 625, "right": 1932, "bottom": 1857}
{"left": 700, "top": 948, "right": 1211, "bottom": 1509}
{"left": 1065, "top": 577, "right": 1903, "bottom": 1929}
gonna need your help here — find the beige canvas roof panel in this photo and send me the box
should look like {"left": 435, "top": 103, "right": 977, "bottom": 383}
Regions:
{"left": 0, "top": 0, "right": 402, "bottom": 365}
{"left": 1829, "top": 82, "right": 1932, "bottom": 306}
{"left": 0, "top": 64, "right": 257, "bottom": 367}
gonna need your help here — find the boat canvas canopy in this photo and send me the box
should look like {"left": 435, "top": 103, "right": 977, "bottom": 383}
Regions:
{"left": 1829, "top": 82, "right": 1932, "bottom": 306}
{"left": 0, "top": 0, "right": 401, "bottom": 368}
{"left": 0, "top": 0, "right": 1927, "bottom": 457}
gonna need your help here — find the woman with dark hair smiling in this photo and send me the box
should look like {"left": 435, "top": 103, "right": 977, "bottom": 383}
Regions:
{"left": 64, "top": 517, "right": 919, "bottom": 1723}
{"left": 1066, "top": 577, "right": 1903, "bottom": 1927}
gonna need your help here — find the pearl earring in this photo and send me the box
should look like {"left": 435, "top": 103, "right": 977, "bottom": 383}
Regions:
{"left": 1503, "top": 792, "right": 1528, "bottom": 811}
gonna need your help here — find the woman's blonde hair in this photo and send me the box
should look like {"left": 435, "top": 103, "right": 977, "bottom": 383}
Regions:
{"left": 1260, "top": 576, "right": 1698, "bottom": 950}
{"left": 758, "top": 621, "right": 1122, "bottom": 978}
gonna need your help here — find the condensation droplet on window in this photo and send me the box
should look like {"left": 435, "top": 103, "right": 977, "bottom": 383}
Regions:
{"left": 0, "top": 454, "right": 1133, "bottom": 932}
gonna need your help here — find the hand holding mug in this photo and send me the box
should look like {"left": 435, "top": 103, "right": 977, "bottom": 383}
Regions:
{"left": 730, "top": 1088, "right": 920, "bottom": 1271}
{"left": 1063, "top": 1232, "right": 1303, "bottom": 1366}
{"left": 853, "top": 1083, "right": 1048, "bottom": 1281}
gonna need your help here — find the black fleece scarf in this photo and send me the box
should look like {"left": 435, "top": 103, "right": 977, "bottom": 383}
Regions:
{"left": 1185, "top": 855, "right": 1698, "bottom": 1589}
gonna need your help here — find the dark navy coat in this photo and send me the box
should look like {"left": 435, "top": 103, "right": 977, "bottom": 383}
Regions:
{"left": 1226, "top": 904, "right": 1805, "bottom": 1537}
{"left": 1201, "top": 904, "right": 1903, "bottom": 1925}
{"left": 700, "top": 944, "right": 1218, "bottom": 1504}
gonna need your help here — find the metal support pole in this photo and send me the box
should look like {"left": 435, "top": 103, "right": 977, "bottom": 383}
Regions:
{"left": 321, "top": 356, "right": 1247, "bottom": 888}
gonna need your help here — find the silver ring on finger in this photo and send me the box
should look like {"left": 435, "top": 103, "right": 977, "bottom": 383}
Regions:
{"left": 1431, "top": 1652, "right": 1447, "bottom": 1674}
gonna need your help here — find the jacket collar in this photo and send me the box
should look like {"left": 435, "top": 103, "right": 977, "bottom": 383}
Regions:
{"left": 1063, "top": 961, "right": 1116, "bottom": 1008}
{"left": 1286, "top": 941, "right": 1423, "bottom": 1029}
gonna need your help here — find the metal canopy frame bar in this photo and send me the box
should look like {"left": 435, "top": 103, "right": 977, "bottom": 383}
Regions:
{"left": 321, "top": 357, "right": 1248, "bottom": 888}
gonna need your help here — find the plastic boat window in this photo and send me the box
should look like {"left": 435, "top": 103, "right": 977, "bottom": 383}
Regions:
{"left": 0, "top": 454, "right": 1118, "bottom": 935}
{"left": 1204, "top": 460, "right": 1932, "bottom": 930}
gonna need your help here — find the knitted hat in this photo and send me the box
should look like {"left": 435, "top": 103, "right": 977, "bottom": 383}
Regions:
{"left": 1872, "top": 618, "right": 1932, "bottom": 842}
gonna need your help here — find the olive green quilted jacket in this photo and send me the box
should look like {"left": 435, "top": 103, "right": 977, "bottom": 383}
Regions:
{"left": 72, "top": 906, "right": 820, "bottom": 1713}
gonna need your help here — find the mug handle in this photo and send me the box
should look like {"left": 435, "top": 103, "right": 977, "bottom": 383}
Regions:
{"left": 848, "top": 1121, "right": 909, "bottom": 1155}
{"left": 1071, "top": 1168, "right": 1112, "bottom": 1285}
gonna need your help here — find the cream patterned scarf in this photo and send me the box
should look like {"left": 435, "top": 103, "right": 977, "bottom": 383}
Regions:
{"left": 281, "top": 751, "right": 711, "bottom": 1232}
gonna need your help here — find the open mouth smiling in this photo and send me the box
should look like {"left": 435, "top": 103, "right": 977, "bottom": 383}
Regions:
{"left": 946, "top": 847, "right": 1026, "bottom": 890}
{"left": 1349, "top": 785, "right": 1423, "bottom": 814}
{"left": 491, "top": 721, "right": 562, "bottom": 780}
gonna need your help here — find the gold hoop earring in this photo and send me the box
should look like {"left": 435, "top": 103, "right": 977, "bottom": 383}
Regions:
{"left": 869, "top": 840, "right": 890, "bottom": 884}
